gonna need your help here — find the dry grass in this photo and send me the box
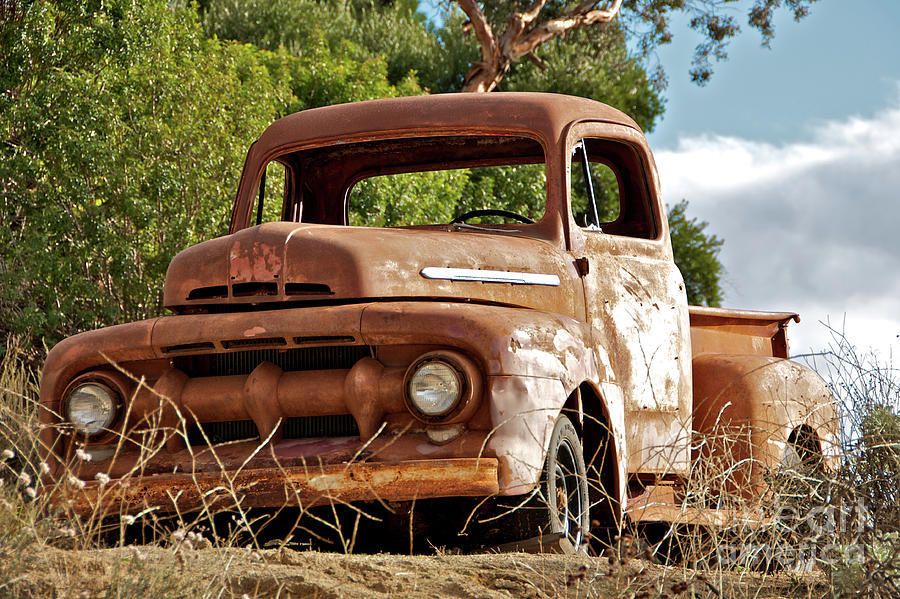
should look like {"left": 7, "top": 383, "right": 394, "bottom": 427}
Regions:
{"left": 799, "top": 328, "right": 900, "bottom": 597}
{"left": 0, "top": 331, "right": 896, "bottom": 598}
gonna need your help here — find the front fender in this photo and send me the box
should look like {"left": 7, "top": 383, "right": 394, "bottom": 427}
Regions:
{"left": 360, "top": 301, "right": 597, "bottom": 386}
{"left": 361, "top": 302, "right": 602, "bottom": 494}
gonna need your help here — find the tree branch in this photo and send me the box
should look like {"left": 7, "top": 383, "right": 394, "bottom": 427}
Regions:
{"left": 520, "top": 0, "right": 549, "bottom": 27}
{"left": 457, "top": 0, "right": 623, "bottom": 92}
{"left": 506, "top": 0, "right": 623, "bottom": 62}
{"left": 456, "top": 0, "right": 496, "bottom": 67}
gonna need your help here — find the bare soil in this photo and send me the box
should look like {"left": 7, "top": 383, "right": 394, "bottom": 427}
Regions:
{"left": 7, "top": 546, "right": 830, "bottom": 599}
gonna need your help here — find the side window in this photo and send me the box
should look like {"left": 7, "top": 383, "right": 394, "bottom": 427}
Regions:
{"left": 570, "top": 138, "right": 657, "bottom": 239}
{"left": 250, "top": 160, "right": 289, "bottom": 224}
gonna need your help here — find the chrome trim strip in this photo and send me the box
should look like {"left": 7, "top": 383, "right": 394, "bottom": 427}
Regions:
{"left": 420, "top": 267, "right": 560, "bottom": 286}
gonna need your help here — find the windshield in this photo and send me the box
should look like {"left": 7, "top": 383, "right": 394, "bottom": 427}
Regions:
{"left": 247, "top": 135, "right": 547, "bottom": 228}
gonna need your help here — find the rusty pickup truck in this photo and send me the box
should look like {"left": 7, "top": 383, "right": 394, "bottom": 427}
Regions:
{"left": 40, "top": 93, "right": 839, "bottom": 549}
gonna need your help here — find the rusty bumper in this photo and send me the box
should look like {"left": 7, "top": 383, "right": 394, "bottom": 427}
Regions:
{"left": 60, "top": 458, "right": 500, "bottom": 516}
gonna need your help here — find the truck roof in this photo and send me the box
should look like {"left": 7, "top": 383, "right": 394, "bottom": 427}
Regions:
{"left": 252, "top": 92, "right": 642, "bottom": 153}
{"left": 230, "top": 93, "right": 648, "bottom": 234}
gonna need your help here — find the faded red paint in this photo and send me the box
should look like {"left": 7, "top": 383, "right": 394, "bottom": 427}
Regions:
{"left": 40, "top": 93, "right": 838, "bottom": 530}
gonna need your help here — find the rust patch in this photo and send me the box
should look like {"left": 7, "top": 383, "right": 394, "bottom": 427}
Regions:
{"left": 60, "top": 458, "right": 500, "bottom": 516}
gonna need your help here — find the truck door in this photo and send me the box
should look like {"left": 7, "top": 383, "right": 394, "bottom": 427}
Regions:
{"left": 565, "top": 123, "right": 692, "bottom": 477}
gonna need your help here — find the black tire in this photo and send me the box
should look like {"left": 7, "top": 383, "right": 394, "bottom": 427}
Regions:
{"left": 476, "top": 415, "right": 591, "bottom": 552}
{"left": 497, "top": 415, "right": 590, "bottom": 550}
{"left": 544, "top": 415, "right": 591, "bottom": 549}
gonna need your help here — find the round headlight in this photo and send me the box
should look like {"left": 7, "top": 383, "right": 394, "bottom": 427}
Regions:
{"left": 65, "top": 383, "right": 117, "bottom": 435}
{"left": 407, "top": 361, "right": 462, "bottom": 417}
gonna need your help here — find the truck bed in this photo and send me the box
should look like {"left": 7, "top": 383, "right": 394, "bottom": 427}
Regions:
{"left": 688, "top": 305, "right": 799, "bottom": 359}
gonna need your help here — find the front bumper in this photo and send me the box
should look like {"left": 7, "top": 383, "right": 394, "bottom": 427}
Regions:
{"left": 58, "top": 457, "right": 499, "bottom": 517}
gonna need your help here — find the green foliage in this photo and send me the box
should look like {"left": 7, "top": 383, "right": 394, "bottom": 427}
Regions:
{"left": 350, "top": 170, "right": 468, "bottom": 226}
{"left": 204, "top": 1, "right": 425, "bottom": 111}
{"left": 0, "top": 1, "right": 288, "bottom": 348}
{"left": 1, "top": 0, "right": 725, "bottom": 349}
{"left": 570, "top": 159, "right": 622, "bottom": 227}
{"left": 458, "top": 165, "right": 547, "bottom": 222}
{"left": 203, "top": 0, "right": 456, "bottom": 94}
{"left": 263, "top": 32, "right": 422, "bottom": 114}
{"left": 349, "top": 164, "right": 546, "bottom": 226}
{"left": 0, "top": 1, "right": 426, "bottom": 351}
{"left": 667, "top": 200, "right": 724, "bottom": 306}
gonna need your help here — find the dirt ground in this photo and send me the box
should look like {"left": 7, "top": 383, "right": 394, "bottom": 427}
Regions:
{"left": 8, "top": 545, "right": 830, "bottom": 599}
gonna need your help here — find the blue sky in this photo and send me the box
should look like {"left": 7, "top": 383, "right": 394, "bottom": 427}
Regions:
{"left": 648, "top": 1, "right": 900, "bottom": 357}
{"left": 422, "top": 1, "right": 899, "bottom": 356}
{"left": 648, "top": 0, "right": 900, "bottom": 147}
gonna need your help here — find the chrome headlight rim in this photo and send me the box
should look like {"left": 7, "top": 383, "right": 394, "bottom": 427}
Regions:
{"left": 62, "top": 374, "right": 122, "bottom": 438}
{"left": 406, "top": 359, "right": 463, "bottom": 418}
{"left": 403, "top": 350, "right": 482, "bottom": 424}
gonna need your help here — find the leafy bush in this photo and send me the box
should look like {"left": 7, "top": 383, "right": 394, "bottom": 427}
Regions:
{"left": 0, "top": 0, "right": 421, "bottom": 356}
{"left": 668, "top": 200, "right": 724, "bottom": 307}
{"left": 1, "top": 1, "right": 284, "bottom": 350}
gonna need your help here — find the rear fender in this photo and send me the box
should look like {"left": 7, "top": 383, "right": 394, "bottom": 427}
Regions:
{"left": 692, "top": 354, "right": 840, "bottom": 497}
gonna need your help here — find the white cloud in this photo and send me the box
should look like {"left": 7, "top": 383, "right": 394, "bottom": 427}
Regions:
{"left": 655, "top": 92, "right": 900, "bottom": 356}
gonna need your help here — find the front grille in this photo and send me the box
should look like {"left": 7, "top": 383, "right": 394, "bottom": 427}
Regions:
{"left": 186, "top": 416, "right": 360, "bottom": 446}
{"left": 173, "top": 345, "right": 371, "bottom": 377}
{"left": 188, "top": 420, "right": 259, "bottom": 445}
{"left": 283, "top": 415, "right": 359, "bottom": 439}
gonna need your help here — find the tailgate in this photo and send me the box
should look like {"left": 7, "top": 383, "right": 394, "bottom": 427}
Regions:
{"left": 689, "top": 306, "right": 799, "bottom": 359}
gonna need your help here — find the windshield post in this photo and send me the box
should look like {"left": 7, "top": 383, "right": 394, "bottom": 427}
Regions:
{"left": 577, "top": 142, "right": 600, "bottom": 228}
{"left": 256, "top": 170, "right": 267, "bottom": 226}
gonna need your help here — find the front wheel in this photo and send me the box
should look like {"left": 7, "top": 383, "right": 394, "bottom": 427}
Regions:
{"left": 493, "top": 415, "right": 590, "bottom": 551}
{"left": 543, "top": 415, "right": 591, "bottom": 550}
{"left": 477, "top": 414, "right": 590, "bottom": 552}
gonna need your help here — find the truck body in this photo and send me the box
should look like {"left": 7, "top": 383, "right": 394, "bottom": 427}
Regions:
{"left": 39, "top": 93, "right": 839, "bottom": 546}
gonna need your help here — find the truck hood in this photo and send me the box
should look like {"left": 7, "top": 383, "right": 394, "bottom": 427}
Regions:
{"left": 164, "top": 222, "right": 580, "bottom": 317}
